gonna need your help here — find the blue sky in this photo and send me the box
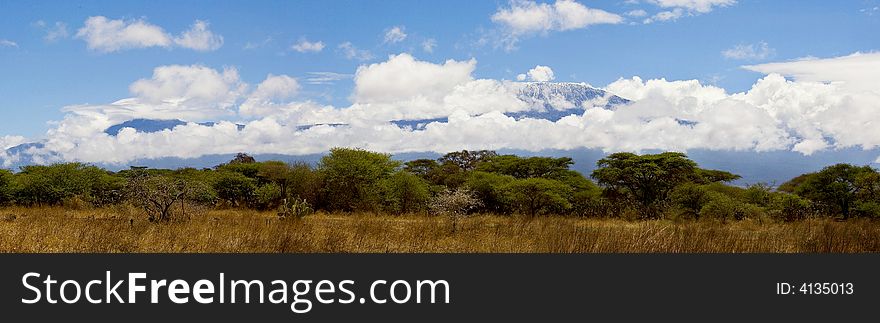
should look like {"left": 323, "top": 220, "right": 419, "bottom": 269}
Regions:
{"left": 1, "top": 0, "right": 879, "bottom": 166}
{"left": 1, "top": 0, "right": 876, "bottom": 137}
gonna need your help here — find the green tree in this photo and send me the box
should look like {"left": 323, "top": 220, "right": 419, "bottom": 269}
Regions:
{"left": 465, "top": 171, "right": 515, "bottom": 213}
{"left": 504, "top": 178, "right": 572, "bottom": 216}
{"left": 287, "top": 162, "right": 323, "bottom": 207}
{"left": 591, "top": 152, "right": 701, "bottom": 218}
{"left": 438, "top": 150, "right": 497, "bottom": 171}
{"left": 793, "top": 164, "right": 879, "bottom": 218}
{"left": 0, "top": 169, "right": 13, "bottom": 205}
{"left": 476, "top": 155, "right": 574, "bottom": 179}
{"left": 381, "top": 171, "right": 430, "bottom": 214}
{"left": 258, "top": 161, "right": 293, "bottom": 197}
{"left": 669, "top": 183, "right": 710, "bottom": 219}
{"left": 318, "top": 148, "right": 400, "bottom": 212}
{"left": 213, "top": 171, "right": 256, "bottom": 207}
{"left": 404, "top": 159, "right": 440, "bottom": 179}
{"left": 13, "top": 163, "right": 107, "bottom": 206}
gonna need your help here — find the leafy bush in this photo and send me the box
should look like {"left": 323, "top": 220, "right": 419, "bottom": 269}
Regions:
{"left": 381, "top": 171, "right": 430, "bottom": 214}
{"left": 768, "top": 193, "right": 812, "bottom": 222}
{"left": 0, "top": 169, "right": 14, "bottom": 206}
{"left": 254, "top": 183, "right": 283, "bottom": 210}
{"left": 465, "top": 171, "right": 514, "bottom": 213}
{"left": 213, "top": 171, "right": 256, "bottom": 207}
{"left": 570, "top": 189, "right": 613, "bottom": 217}
{"left": 318, "top": 148, "right": 400, "bottom": 212}
{"left": 669, "top": 183, "right": 710, "bottom": 219}
{"left": 699, "top": 192, "right": 762, "bottom": 221}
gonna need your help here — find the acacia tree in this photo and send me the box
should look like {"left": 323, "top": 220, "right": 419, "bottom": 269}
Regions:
{"left": 126, "top": 172, "right": 206, "bottom": 222}
{"left": 504, "top": 178, "right": 572, "bottom": 216}
{"left": 793, "top": 164, "right": 879, "bottom": 218}
{"left": 591, "top": 152, "right": 698, "bottom": 218}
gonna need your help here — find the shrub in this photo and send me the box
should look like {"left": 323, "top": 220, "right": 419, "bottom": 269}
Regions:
{"left": 213, "top": 171, "right": 256, "bottom": 207}
{"left": 699, "top": 192, "right": 760, "bottom": 221}
{"left": 768, "top": 193, "right": 812, "bottom": 222}
{"left": 465, "top": 171, "right": 514, "bottom": 213}
{"left": 254, "top": 183, "right": 283, "bottom": 210}
{"left": 570, "top": 189, "right": 613, "bottom": 217}
{"left": 381, "top": 171, "right": 430, "bottom": 214}
{"left": 0, "top": 169, "right": 14, "bottom": 206}
{"left": 429, "top": 187, "right": 481, "bottom": 217}
{"left": 318, "top": 148, "right": 400, "bottom": 212}
{"left": 669, "top": 183, "right": 710, "bottom": 219}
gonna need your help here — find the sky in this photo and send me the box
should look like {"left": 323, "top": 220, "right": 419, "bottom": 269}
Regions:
{"left": 1, "top": 0, "right": 879, "bottom": 166}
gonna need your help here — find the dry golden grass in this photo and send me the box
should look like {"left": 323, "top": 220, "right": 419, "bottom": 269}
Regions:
{"left": 1, "top": 206, "right": 878, "bottom": 253}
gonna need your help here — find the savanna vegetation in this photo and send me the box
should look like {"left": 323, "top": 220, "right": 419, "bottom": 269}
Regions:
{"left": 1, "top": 148, "right": 879, "bottom": 253}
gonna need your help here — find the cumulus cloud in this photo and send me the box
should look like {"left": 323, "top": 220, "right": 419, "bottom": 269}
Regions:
{"left": 75, "top": 16, "right": 223, "bottom": 52}
{"left": 6, "top": 52, "right": 880, "bottom": 165}
{"left": 292, "top": 38, "right": 325, "bottom": 53}
{"left": 383, "top": 26, "right": 407, "bottom": 44}
{"left": 174, "top": 20, "right": 224, "bottom": 51}
{"left": 239, "top": 74, "right": 301, "bottom": 117}
{"left": 0, "top": 39, "right": 17, "bottom": 48}
{"left": 491, "top": 0, "right": 622, "bottom": 49}
{"left": 722, "top": 41, "right": 774, "bottom": 60}
{"left": 338, "top": 42, "right": 374, "bottom": 61}
{"left": 517, "top": 65, "right": 555, "bottom": 82}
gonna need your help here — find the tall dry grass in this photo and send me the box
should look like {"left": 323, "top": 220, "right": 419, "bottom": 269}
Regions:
{"left": 1, "top": 206, "right": 878, "bottom": 253}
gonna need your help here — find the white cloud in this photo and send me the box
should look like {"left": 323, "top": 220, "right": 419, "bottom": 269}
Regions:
{"left": 244, "top": 37, "right": 272, "bottom": 50}
{"left": 8, "top": 52, "right": 880, "bottom": 165}
{"left": 647, "top": 0, "right": 736, "bottom": 13}
{"left": 75, "top": 16, "right": 223, "bottom": 52}
{"left": 491, "top": 0, "right": 622, "bottom": 49}
{"left": 722, "top": 41, "right": 775, "bottom": 60}
{"left": 517, "top": 65, "right": 555, "bottom": 82}
{"left": 338, "top": 42, "right": 374, "bottom": 61}
{"left": 422, "top": 38, "right": 437, "bottom": 53}
{"left": 642, "top": 0, "right": 735, "bottom": 23}
{"left": 120, "top": 64, "right": 245, "bottom": 120}
{"left": 492, "top": 0, "right": 623, "bottom": 34}
{"left": 625, "top": 9, "right": 648, "bottom": 17}
{"left": 383, "top": 26, "right": 407, "bottom": 44}
{"left": 353, "top": 53, "right": 475, "bottom": 104}
{"left": 305, "top": 72, "right": 353, "bottom": 85}
{"left": 0, "top": 39, "right": 17, "bottom": 48}
{"left": 174, "top": 20, "right": 224, "bottom": 51}
{"left": 643, "top": 8, "right": 684, "bottom": 23}
{"left": 292, "top": 38, "right": 325, "bottom": 53}
{"left": 743, "top": 52, "right": 880, "bottom": 93}
{"left": 76, "top": 16, "right": 172, "bottom": 52}
{"left": 34, "top": 20, "right": 69, "bottom": 42}
{"left": 1, "top": 135, "right": 26, "bottom": 150}
{"left": 240, "top": 74, "right": 301, "bottom": 117}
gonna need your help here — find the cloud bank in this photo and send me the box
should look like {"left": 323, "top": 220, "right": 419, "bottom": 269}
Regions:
{"left": 3, "top": 52, "right": 880, "bottom": 166}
